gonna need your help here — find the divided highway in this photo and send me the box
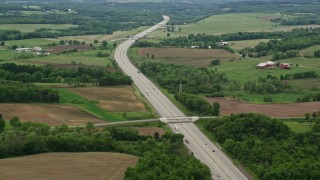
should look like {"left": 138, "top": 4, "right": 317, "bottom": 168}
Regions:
{"left": 114, "top": 16, "right": 248, "bottom": 180}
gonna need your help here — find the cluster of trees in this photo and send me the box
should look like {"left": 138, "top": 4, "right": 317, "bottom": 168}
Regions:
{"left": 0, "top": 63, "right": 132, "bottom": 86}
{"left": 315, "top": 50, "right": 320, "bottom": 57}
{"left": 204, "top": 113, "right": 320, "bottom": 179}
{"left": 174, "top": 93, "right": 214, "bottom": 115}
{"left": 0, "top": 119, "right": 211, "bottom": 179}
{"left": 273, "top": 15, "right": 320, "bottom": 26}
{"left": 239, "top": 28, "right": 320, "bottom": 57}
{"left": 272, "top": 50, "right": 299, "bottom": 60}
{"left": 0, "top": 80, "right": 59, "bottom": 103}
{"left": 139, "top": 62, "right": 228, "bottom": 95}
{"left": 244, "top": 76, "right": 289, "bottom": 94}
{"left": 279, "top": 71, "right": 319, "bottom": 80}
{"left": 297, "top": 93, "right": 320, "bottom": 102}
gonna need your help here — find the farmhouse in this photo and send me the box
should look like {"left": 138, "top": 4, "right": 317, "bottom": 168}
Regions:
{"left": 257, "top": 61, "right": 275, "bottom": 69}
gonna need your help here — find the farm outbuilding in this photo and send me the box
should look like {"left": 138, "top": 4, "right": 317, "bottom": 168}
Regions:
{"left": 280, "top": 63, "right": 291, "bottom": 69}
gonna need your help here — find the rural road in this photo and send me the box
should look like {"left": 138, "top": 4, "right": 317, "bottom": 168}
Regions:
{"left": 114, "top": 16, "right": 248, "bottom": 180}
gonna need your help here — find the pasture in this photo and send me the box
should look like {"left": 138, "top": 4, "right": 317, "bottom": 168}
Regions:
{"left": 0, "top": 24, "right": 77, "bottom": 33}
{"left": 0, "top": 103, "right": 103, "bottom": 126}
{"left": 229, "top": 39, "right": 270, "bottom": 52}
{"left": 0, "top": 152, "right": 138, "bottom": 180}
{"left": 174, "top": 13, "right": 320, "bottom": 35}
{"left": 300, "top": 45, "right": 320, "bottom": 57}
{"left": 136, "top": 47, "right": 240, "bottom": 67}
{"left": 216, "top": 57, "right": 320, "bottom": 84}
{"left": 207, "top": 97, "right": 320, "bottom": 118}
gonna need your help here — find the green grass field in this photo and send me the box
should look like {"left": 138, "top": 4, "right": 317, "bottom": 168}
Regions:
{"left": 216, "top": 57, "right": 320, "bottom": 84}
{"left": 174, "top": 13, "right": 320, "bottom": 35}
{"left": 0, "top": 24, "right": 77, "bottom": 33}
{"left": 229, "top": 39, "right": 270, "bottom": 52}
{"left": 0, "top": 49, "right": 20, "bottom": 61}
{"left": 283, "top": 120, "right": 313, "bottom": 133}
{"left": 216, "top": 56, "right": 320, "bottom": 103}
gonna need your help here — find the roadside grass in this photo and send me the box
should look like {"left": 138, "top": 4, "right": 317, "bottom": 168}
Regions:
{"left": 0, "top": 24, "right": 77, "bottom": 33}
{"left": 174, "top": 13, "right": 320, "bottom": 35}
{"left": 132, "top": 84, "right": 159, "bottom": 119}
{"left": 195, "top": 118, "right": 258, "bottom": 180}
{"left": 5, "top": 38, "right": 58, "bottom": 47}
{"left": 229, "top": 39, "right": 270, "bottom": 52}
{"left": 128, "top": 48, "right": 190, "bottom": 115}
{"left": 56, "top": 88, "right": 125, "bottom": 122}
{"left": 283, "top": 120, "right": 313, "bottom": 133}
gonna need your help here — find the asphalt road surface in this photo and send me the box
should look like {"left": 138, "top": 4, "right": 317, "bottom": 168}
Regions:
{"left": 114, "top": 16, "right": 248, "bottom": 180}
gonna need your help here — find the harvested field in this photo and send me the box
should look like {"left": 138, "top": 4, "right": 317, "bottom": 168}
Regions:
{"left": 68, "top": 86, "right": 146, "bottom": 112}
{"left": 138, "top": 127, "right": 165, "bottom": 137}
{"left": 207, "top": 97, "right": 320, "bottom": 118}
{"left": 138, "top": 48, "right": 239, "bottom": 67}
{"left": 46, "top": 45, "right": 92, "bottom": 53}
{"left": 0, "top": 152, "right": 138, "bottom": 180}
{"left": 0, "top": 104, "right": 103, "bottom": 126}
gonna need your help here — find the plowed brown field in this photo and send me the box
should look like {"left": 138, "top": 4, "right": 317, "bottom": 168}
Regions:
{"left": 207, "top": 97, "right": 320, "bottom": 118}
{"left": 138, "top": 127, "right": 165, "bottom": 137}
{"left": 138, "top": 48, "right": 239, "bottom": 67}
{"left": 68, "top": 87, "right": 146, "bottom": 112}
{"left": 0, "top": 104, "right": 103, "bottom": 126}
{"left": 0, "top": 152, "right": 138, "bottom": 180}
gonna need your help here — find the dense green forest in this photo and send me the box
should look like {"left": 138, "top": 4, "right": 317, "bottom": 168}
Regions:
{"left": 139, "top": 62, "right": 228, "bottom": 95}
{"left": 202, "top": 113, "right": 320, "bottom": 179}
{"left": 0, "top": 119, "right": 211, "bottom": 179}
{"left": 0, "top": 1, "right": 218, "bottom": 40}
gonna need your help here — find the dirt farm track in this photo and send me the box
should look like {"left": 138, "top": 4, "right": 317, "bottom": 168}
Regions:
{"left": 0, "top": 152, "right": 138, "bottom": 180}
{"left": 207, "top": 97, "right": 320, "bottom": 118}
{"left": 0, "top": 103, "right": 103, "bottom": 126}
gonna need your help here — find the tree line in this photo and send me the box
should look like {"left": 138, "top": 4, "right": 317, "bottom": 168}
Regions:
{"left": 203, "top": 113, "right": 320, "bottom": 179}
{"left": 0, "top": 118, "right": 211, "bottom": 179}
{"left": 0, "top": 80, "right": 59, "bottom": 103}
{"left": 0, "top": 63, "right": 132, "bottom": 86}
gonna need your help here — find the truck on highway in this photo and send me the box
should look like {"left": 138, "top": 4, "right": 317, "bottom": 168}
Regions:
{"left": 174, "top": 125, "right": 179, "bottom": 131}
